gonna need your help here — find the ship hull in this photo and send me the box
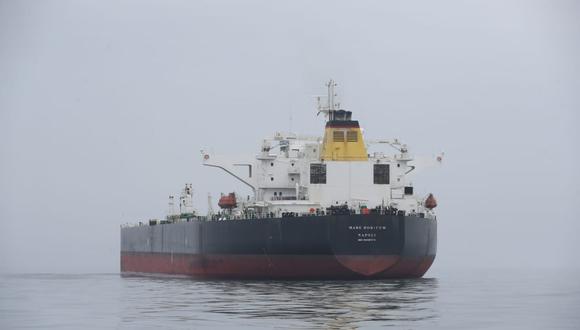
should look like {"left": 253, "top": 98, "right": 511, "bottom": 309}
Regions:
{"left": 120, "top": 214, "right": 436, "bottom": 279}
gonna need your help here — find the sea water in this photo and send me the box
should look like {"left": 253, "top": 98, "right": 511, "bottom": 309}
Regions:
{"left": 1, "top": 269, "right": 578, "bottom": 329}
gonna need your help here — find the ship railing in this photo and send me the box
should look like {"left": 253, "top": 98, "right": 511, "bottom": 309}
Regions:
{"left": 123, "top": 206, "right": 436, "bottom": 227}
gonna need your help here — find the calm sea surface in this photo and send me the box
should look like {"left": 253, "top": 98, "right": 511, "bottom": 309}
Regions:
{"left": 1, "top": 270, "right": 578, "bottom": 329}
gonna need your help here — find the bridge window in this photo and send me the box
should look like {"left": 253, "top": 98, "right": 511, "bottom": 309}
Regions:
{"left": 373, "top": 164, "right": 390, "bottom": 184}
{"left": 310, "top": 163, "right": 327, "bottom": 184}
{"left": 346, "top": 131, "right": 357, "bottom": 142}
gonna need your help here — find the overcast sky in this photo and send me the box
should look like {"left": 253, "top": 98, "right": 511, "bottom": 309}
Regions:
{"left": 1, "top": 0, "right": 578, "bottom": 274}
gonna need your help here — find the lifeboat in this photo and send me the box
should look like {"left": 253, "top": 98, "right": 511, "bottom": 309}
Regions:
{"left": 425, "top": 193, "right": 437, "bottom": 209}
{"left": 218, "top": 193, "right": 237, "bottom": 209}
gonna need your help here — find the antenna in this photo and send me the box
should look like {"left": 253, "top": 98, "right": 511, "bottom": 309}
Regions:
{"left": 289, "top": 108, "right": 293, "bottom": 133}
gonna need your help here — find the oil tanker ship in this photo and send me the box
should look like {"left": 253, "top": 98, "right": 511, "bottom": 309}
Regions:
{"left": 121, "top": 81, "right": 442, "bottom": 279}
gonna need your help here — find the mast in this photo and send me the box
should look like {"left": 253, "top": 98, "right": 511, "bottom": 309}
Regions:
{"left": 317, "top": 79, "right": 340, "bottom": 118}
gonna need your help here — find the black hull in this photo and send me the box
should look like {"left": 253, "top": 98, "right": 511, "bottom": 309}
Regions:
{"left": 120, "top": 214, "right": 437, "bottom": 279}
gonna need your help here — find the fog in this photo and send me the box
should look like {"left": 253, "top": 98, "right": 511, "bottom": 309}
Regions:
{"left": 1, "top": 0, "right": 578, "bottom": 274}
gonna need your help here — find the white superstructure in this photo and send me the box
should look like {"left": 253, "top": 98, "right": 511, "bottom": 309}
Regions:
{"left": 201, "top": 81, "right": 442, "bottom": 219}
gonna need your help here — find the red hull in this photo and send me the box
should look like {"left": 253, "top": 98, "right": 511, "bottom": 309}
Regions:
{"left": 121, "top": 252, "right": 435, "bottom": 279}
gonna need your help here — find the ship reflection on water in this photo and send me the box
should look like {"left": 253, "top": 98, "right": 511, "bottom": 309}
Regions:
{"left": 207, "top": 279, "right": 439, "bottom": 328}
{"left": 120, "top": 276, "right": 439, "bottom": 328}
